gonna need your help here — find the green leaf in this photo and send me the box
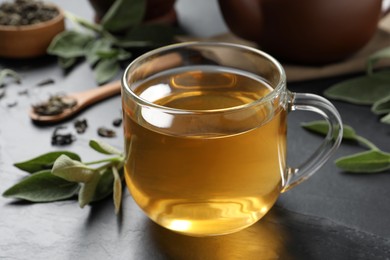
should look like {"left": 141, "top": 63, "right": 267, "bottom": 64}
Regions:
{"left": 324, "top": 72, "right": 390, "bottom": 105}
{"left": 85, "top": 38, "right": 113, "bottom": 66}
{"left": 112, "top": 166, "right": 122, "bottom": 214}
{"left": 52, "top": 155, "right": 96, "bottom": 183}
{"left": 89, "top": 140, "right": 123, "bottom": 155}
{"left": 14, "top": 151, "right": 81, "bottom": 174}
{"left": 64, "top": 11, "right": 103, "bottom": 33}
{"left": 0, "top": 69, "right": 21, "bottom": 85}
{"left": 101, "top": 0, "right": 146, "bottom": 33}
{"left": 92, "top": 168, "right": 115, "bottom": 202}
{"left": 47, "top": 30, "right": 95, "bottom": 59}
{"left": 301, "top": 120, "right": 356, "bottom": 141}
{"left": 2, "top": 170, "right": 79, "bottom": 202}
{"left": 93, "top": 58, "right": 120, "bottom": 84}
{"left": 335, "top": 150, "right": 390, "bottom": 173}
{"left": 380, "top": 113, "right": 390, "bottom": 124}
{"left": 372, "top": 95, "right": 390, "bottom": 115}
{"left": 367, "top": 46, "right": 390, "bottom": 74}
{"left": 78, "top": 172, "right": 101, "bottom": 208}
{"left": 58, "top": 56, "right": 78, "bottom": 69}
{"left": 121, "top": 24, "right": 175, "bottom": 45}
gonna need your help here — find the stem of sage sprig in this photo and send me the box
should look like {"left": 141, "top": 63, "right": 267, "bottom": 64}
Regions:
{"left": 301, "top": 120, "right": 390, "bottom": 173}
{"left": 2, "top": 140, "right": 125, "bottom": 214}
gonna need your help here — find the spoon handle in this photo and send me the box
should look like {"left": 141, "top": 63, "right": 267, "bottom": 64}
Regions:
{"left": 77, "top": 80, "right": 121, "bottom": 108}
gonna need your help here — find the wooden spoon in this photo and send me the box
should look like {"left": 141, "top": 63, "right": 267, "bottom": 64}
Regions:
{"left": 30, "top": 80, "right": 121, "bottom": 124}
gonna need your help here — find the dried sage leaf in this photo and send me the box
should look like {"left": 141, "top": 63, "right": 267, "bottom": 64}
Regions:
{"left": 324, "top": 72, "right": 390, "bottom": 105}
{"left": 89, "top": 140, "right": 122, "bottom": 155}
{"left": 2, "top": 170, "right": 79, "bottom": 202}
{"left": 52, "top": 155, "right": 96, "bottom": 183}
{"left": 335, "top": 150, "right": 390, "bottom": 173}
{"left": 14, "top": 151, "right": 81, "bottom": 174}
{"left": 0, "top": 69, "right": 21, "bottom": 85}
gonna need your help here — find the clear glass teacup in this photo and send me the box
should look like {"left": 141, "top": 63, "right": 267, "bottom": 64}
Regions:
{"left": 122, "top": 42, "right": 342, "bottom": 236}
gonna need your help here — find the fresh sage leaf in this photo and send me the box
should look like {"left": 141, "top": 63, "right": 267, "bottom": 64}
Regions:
{"left": 14, "top": 151, "right": 81, "bottom": 174}
{"left": 85, "top": 38, "right": 113, "bottom": 66}
{"left": 372, "top": 95, "right": 390, "bottom": 115}
{"left": 122, "top": 24, "right": 175, "bottom": 45}
{"left": 0, "top": 69, "right": 21, "bottom": 85}
{"left": 366, "top": 46, "right": 390, "bottom": 74}
{"left": 93, "top": 58, "right": 120, "bottom": 84}
{"left": 47, "top": 30, "right": 95, "bottom": 59}
{"left": 59, "top": 56, "right": 78, "bottom": 69}
{"left": 301, "top": 120, "right": 356, "bottom": 141}
{"left": 64, "top": 11, "right": 103, "bottom": 33}
{"left": 92, "top": 167, "right": 115, "bottom": 202}
{"left": 78, "top": 172, "right": 101, "bottom": 208}
{"left": 89, "top": 140, "right": 122, "bottom": 155}
{"left": 112, "top": 166, "right": 122, "bottom": 214}
{"left": 52, "top": 155, "right": 96, "bottom": 183}
{"left": 335, "top": 150, "right": 390, "bottom": 173}
{"left": 2, "top": 170, "right": 79, "bottom": 202}
{"left": 101, "top": 0, "right": 146, "bottom": 33}
{"left": 324, "top": 71, "right": 390, "bottom": 105}
{"left": 380, "top": 113, "right": 390, "bottom": 124}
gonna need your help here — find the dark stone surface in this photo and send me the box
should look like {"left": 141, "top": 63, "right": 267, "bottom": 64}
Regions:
{"left": 0, "top": 1, "right": 389, "bottom": 259}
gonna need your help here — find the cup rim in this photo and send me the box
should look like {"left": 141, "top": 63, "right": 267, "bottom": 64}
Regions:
{"left": 122, "top": 41, "right": 286, "bottom": 114}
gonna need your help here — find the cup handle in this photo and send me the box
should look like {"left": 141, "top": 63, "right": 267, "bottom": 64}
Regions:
{"left": 281, "top": 92, "right": 343, "bottom": 192}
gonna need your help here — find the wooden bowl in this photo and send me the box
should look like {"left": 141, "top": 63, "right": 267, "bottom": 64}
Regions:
{"left": 0, "top": 4, "right": 65, "bottom": 59}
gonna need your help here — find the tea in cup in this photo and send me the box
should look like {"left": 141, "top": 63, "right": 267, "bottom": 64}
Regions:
{"left": 122, "top": 42, "right": 342, "bottom": 236}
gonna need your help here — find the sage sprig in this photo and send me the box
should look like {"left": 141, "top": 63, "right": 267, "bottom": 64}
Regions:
{"left": 302, "top": 120, "right": 390, "bottom": 173}
{"left": 324, "top": 46, "right": 390, "bottom": 124}
{"left": 47, "top": 0, "right": 175, "bottom": 84}
{"left": 3, "top": 140, "right": 125, "bottom": 214}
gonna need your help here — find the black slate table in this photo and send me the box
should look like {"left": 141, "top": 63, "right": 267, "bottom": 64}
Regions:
{"left": 1, "top": 1, "right": 390, "bottom": 259}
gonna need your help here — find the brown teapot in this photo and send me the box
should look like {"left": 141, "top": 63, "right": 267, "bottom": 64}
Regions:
{"left": 218, "top": 0, "right": 386, "bottom": 64}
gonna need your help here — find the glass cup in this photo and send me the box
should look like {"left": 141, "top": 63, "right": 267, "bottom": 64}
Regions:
{"left": 121, "top": 42, "right": 342, "bottom": 237}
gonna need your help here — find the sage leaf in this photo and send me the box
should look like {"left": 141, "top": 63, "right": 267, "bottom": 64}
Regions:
{"left": 14, "top": 151, "right": 81, "bottom": 174}
{"left": 367, "top": 46, "right": 390, "bottom": 74}
{"left": 64, "top": 11, "right": 103, "bottom": 33}
{"left": 112, "top": 166, "right": 122, "bottom": 214}
{"left": 324, "top": 72, "right": 390, "bottom": 105}
{"left": 335, "top": 150, "right": 390, "bottom": 173}
{"left": 78, "top": 172, "right": 101, "bottom": 208}
{"left": 101, "top": 0, "right": 146, "bottom": 33}
{"left": 372, "top": 95, "right": 390, "bottom": 115}
{"left": 52, "top": 155, "right": 96, "bottom": 183}
{"left": 47, "top": 30, "right": 95, "bottom": 58}
{"left": 89, "top": 140, "right": 122, "bottom": 155}
{"left": 0, "top": 69, "right": 21, "bottom": 85}
{"left": 92, "top": 167, "right": 115, "bottom": 202}
{"left": 301, "top": 120, "right": 356, "bottom": 141}
{"left": 121, "top": 24, "right": 175, "bottom": 46}
{"left": 59, "top": 56, "right": 78, "bottom": 69}
{"left": 94, "top": 58, "right": 120, "bottom": 84}
{"left": 85, "top": 38, "right": 113, "bottom": 66}
{"left": 380, "top": 113, "right": 390, "bottom": 124}
{"left": 2, "top": 170, "right": 79, "bottom": 202}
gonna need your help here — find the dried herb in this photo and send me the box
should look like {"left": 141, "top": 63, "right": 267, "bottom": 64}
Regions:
{"left": 0, "top": 0, "right": 59, "bottom": 26}
{"left": 7, "top": 101, "right": 17, "bottom": 107}
{"left": 32, "top": 94, "right": 77, "bottom": 116}
{"left": 302, "top": 120, "right": 390, "bottom": 173}
{"left": 0, "top": 68, "right": 21, "bottom": 86}
{"left": 112, "top": 118, "right": 122, "bottom": 127}
{"left": 3, "top": 140, "right": 125, "bottom": 214}
{"left": 97, "top": 127, "right": 116, "bottom": 138}
{"left": 51, "top": 126, "right": 76, "bottom": 146}
{"left": 36, "top": 78, "right": 55, "bottom": 87}
{"left": 74, "top": 118, "right": 88, "bottom": 134}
